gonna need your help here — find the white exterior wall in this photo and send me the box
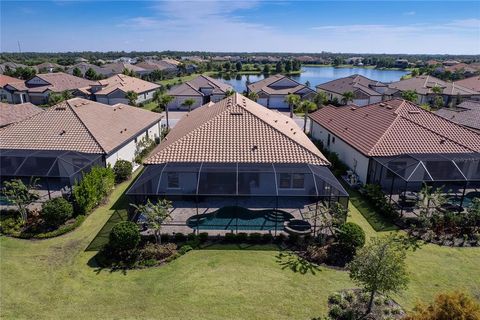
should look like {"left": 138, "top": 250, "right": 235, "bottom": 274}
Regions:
{"left": 210, "top": 94, "right": 226, "bottom": 103}
{"left": 167, "top": 96, "right": 203, "bottom": 110}
{"left": 310, "top": 121, "right": 371, "bottom": 183}
{"left": 105, "top": 122, "right": 161, "bottom": 167}
{"left": 136, "top": 90, "right": 155, "bottom": 103}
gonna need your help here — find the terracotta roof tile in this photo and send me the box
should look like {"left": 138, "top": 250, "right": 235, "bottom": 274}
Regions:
{"left": 389, "top": 75, "right": 478, "bottom": 96}
{"left": 146, "top": 93, "right": 329, "bottom": 165}
{"left": 0, "top": 102, "right": 43, "bottom": 128}
{"left": 96, "top": 74, "right": 159, "bottom": 95}
{"left": 309, "top": 99, "right": 480, "bottom": 156}
{"left": 248, "top": 74, "right": 315, "bottom": 95}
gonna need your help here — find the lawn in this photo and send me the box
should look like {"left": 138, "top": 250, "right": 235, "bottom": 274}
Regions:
{"left": 1, "top": 176, "right": 479, "bottom": 319}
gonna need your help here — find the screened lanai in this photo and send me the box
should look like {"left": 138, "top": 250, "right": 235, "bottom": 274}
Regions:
{"left": 127, "top": 162, "right": 349, "bottom": 235}
{"left": 0, "top": 149, "right": 103, "bottom": 200}
{"left": 368, "top": 153, "right": 480, "bottom": 214}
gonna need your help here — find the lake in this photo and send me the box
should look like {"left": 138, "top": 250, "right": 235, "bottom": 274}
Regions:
{"left": 214, "top": 66, "right": 409, "bottom": 93}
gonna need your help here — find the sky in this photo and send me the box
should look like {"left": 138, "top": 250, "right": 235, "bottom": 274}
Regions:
{"left": 1, "top": 0, "right": 479, "bottom": 54}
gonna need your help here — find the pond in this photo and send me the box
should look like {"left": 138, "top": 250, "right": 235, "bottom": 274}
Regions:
{"left": 213, "top": 66, "right": 409, "bottom": 93}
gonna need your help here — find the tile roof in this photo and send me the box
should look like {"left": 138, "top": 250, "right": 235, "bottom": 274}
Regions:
{"left": 95, "top": 74, "right": 160, "bottom": 95}
{"left": 168, "top": 75, "right": 232, "bottom": 96}
{"left": 309, "top": 99, "right": 480, "bottom": 156}
{"left": 25, "top": 72, "right": 98, "bottom": 93}
{"left": 388, "top": 75, "right": 478, "bottom": 96}
{"left": 316, "top": 74, "right": 388, "bottom": 96}
{"left": 456, "top": 76, "right": 480, "bottom": 92}
{"left": 0, "top": 75, "right": 23, "bottom": 87}
{"left": 247, "top": 74, "right": 315, "bottom": 95}
{"left": 0, "top": 98, "right": 162, "bottom": 154}
{"left": 100, "top": 62, "right": 146, "bottom": 76}
{"left": 135, "top": 60, "right": 178, "bottom": 71}
{"left": 0, "top": 102, "right": 43, "bottom": 128}
{"left": 435, "top": 100, "right": 480, "bottom": 132}
{"left": 146, "top": 93, "right": 329, "bottom": 165}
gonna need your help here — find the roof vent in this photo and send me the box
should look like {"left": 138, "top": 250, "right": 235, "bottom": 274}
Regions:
{"left": 440, "top": 139, "right": 446, "bottom": 144}
{"left": 251, "top": 145, "right": 258, "bottom": 151}
{"left": 379, "top": 103, "right": 386, "bottom": 107}
{"left": 350, "top": 107, "right": 356, "bottom": 111}
{"left": 408, "top": 110, "right": 421, "bottom": 114}
{"left": 230, "top": 112, "right": 243, "bottom": 115}
{"left": 386, "top": 105, "right": 393, "bottom": 109}
{"left": 59, "top": 130, "right": 66, "bottom": 135}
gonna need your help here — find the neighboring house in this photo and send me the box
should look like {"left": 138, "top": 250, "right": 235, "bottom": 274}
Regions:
{"left": 0, "top": 98, "right": 162, "bottom": 196}
{"left": 36, "top": 62, "right": 63, "bottom": 73}
{"left": 388, "top": 75, "right": 480, "bottom": 106}
{"left": 394, "top": 59, "right": 409, "bottom": 69}
{"left": 0, "top": 75, "right": 28, "bottom": 103}
{"left": 127, "top": 93, "right": 348, "bottom": 234}
{"left": 135, "top": 60, "right": 178, "bottom": 76}
{"left": 2, "top": 72, "right": 98, "bottom": 105}
{"left": 167, "top": 75, "right": 233, "bottom": 110}
{"left": 247, "top": 74, "right": 315, "bottom": 109}
{"left": 443, "top": 60, "right": 461, "bottom": 66}
{"left": 310, "top": 99, "right": 480, "bottom": 204}
{"left": 456, "top": 76, "right": 480, "bottom": 92}
{"left": 435, "top": 100, "right": 480, "bottom": 132}
{"left": 99, "top": 62, "right": 146, "bottom": 77}
{"left": 443, "top": 63, "right": 478, "bottom": 76}
{"left": 92, "top": 74, "right": 160, "bottom": 105}
{"left": 0, "top": 102, "right": 43, "bottom": 128}
{"left": 66, "top": 62, "right": 107, "bottom": 77}
{"left": 316, "top": 74, "right": 398, "bottom": 106}
{"left": 0, "top": 62, "right": 29, "bottom": 74}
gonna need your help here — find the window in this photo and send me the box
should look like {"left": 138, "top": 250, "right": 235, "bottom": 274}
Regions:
{"left": 332, "top": 136, "right": 336, "bottom": 143}
{"left": 327, "top": 133, "right": 331, "bottom": 147}
{"left": 167, "top": 172, "right": 179, "bottom": 189}
{"left": 278, "top": 173, "right": 305, "bottom": 189}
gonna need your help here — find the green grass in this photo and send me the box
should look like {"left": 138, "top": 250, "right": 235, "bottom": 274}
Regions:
{"left": 141, "top": 101, "right": 157, "bottom": 111}
{"left": 1, "top": 177, "right": 479, "bottom": 319}
{"left": 157, "top": 72, "right": 216, "bottom": 86}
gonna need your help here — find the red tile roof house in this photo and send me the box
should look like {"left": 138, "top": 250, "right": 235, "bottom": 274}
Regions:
{"left": 247, "top": 74, "right": 315, "bottom": 109}
{"left": 309, "top": 99, "right": 480, "bottom": 215}
{"left": 0, "top": 98, "right": 162, "bottom": 199}
{"left": 2, "top": 72, "right": 97, "bottom": 105}
{"left": 127, "top": 93, "right": 348, "bottom": 235}
{"left": 316, "top": 74, "right": 399, "bottom": 106}
{"left": 0, "top": 75, "right": 28, "bottom": 104}
{"left": 166, "top": 75, "right": 233, "bottom": 110}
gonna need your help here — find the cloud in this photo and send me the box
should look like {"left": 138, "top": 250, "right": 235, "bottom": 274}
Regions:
{"left": 447, "top": 18, "right": 480, "bottom": 28}
{"left": 403, "top": 11, "right": 416, "bottom": 16}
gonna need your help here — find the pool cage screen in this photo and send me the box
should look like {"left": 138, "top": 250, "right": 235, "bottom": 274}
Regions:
{"left": 368, "top": 153, "right": 480, "bottom": 214}
{"left": 0, "top": 149, "right": 104, "bottom": 199}
{"left": 127, "top": 162, "right": 349, "bottom": 235}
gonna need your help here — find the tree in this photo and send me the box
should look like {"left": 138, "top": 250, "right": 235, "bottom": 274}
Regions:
{"left": 431, "top": 85, "right": 444, "bottom": 108}
{"left": 337, "top": 222, "right": 366, "bottom": 258}
{"left": 262, "top": 64, "right": 271, "bottom": 74}
{"left": 348, "top": 236, "right": 409, "bottom": 314}
{"left": 125, "top": 90, "right": 138, "bottom": 106}
{"left": 285, "top": 93, "right": 300, "bottom": 118}
{"left": 84, "top": 67, "right": 98, "bottom": 80}
{"left": 305, "top": 80, "right": 311, "bottom": 88}
{"left": 113, "top": 160, "right": 133, "bottom": 183}
{"left": 296, "top": 100, "right": 317, "bottom": 133}
{"left": 223, "top": 61, "right": 231, "bottom": 72}
{"left": 313, "top": 91, "right": 328, "bottom": 108}
{"left": 246, "top": 91, "right": 259, "bottom": 102}
{"left": 341, "top": 91, "right": 355, "bottom": 105}
{"left": 333, "top": 57, "right": 343, "bottom": 66}
{"left": 153, "top": 90, "right": 174, "bottom": 128}
{"left": 131, "top": 199, "right": 172, "bottom": 244}
{"left": 284, "top": 60, "right": 292, "bottom": 73}
{"left": 235, "top": 61, "right": 242, "bottom": 72}
{"left": 404, "top": 291, "right": 480, "bottom": 320}
{"left": 275, "top": 61, "right": 283, "bottom": 73}
{"left": 109, "top": 221, "right": 140, "bottom": 253}
{"left": 41, "top": 197, "right": 74, "bottom": 227}
{"left": 182, "top": 98, "right": 196, "bottom": 112}
{"left": 401, "top": 90, "right": 418, "bottom": 103}
{"left": 72, "top": 67, "right": 82, "bottom": 77}
{"left": 225, "top": 89, "right": 235, "bottom": 97}
{"left": 2, "top": 179, "right": 39, "bottom": 224}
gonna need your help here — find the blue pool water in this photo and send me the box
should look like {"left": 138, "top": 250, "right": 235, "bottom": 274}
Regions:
{"left": 186, "top": 206, "right": 294, "bottom": 231}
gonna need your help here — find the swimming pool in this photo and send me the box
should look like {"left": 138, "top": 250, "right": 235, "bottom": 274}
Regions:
{"left": 447, "top": 192, "right": 480, "bottom": 209}
{"left": 186, "top": 206, "right": 294, "bottom": 231}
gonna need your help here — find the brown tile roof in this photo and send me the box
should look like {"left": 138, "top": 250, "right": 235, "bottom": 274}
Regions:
{"left": 456, "top": 76, "right": 480, "bottom": 92}
{"left": 25, "top": 72, "right": 98, "bottom": 93}
{"left": 146, "top": 93, "right": 329, "bottom": 165}
{"left": 95, "top": 74, "right": 160, "bottom": 95}
{"left": 168, "top": 75, "right": 232, "bottom": 96}
{"left": 0, "top": 75, "right": 23, "bottom": 87}
{"left": 309, "top": 99, "right": 480, "bottom": 156}
{"left": 435, "top": 100, "right": 480, "bottom": 132}
{"left": 316, "top": 74, "right": 387, "bottom": 96}
{"left": 247, "top": 74, "right": 315, "bottom": 95}
{"left": 0, "top": 102, "right": 43, "bottom": 128}
{"left": 100, "top": 62, "right": 146, "bottom": 76}
{"left": 135, "top": 60, "right": 177, "bottom": 71}
{"left": 388, "top": 75, "right": 478, "bottom": 96}
{"left": 0, "top": 98, "right": 162, "bottom": 154}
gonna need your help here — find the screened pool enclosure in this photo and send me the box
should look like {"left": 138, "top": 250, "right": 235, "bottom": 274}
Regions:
{"left": 0, "top": 149, "right": 103, "bottom": 199}
{"left": 127, "top": 162, "right": 349, "bottom": 235}
{"left": 368, "top": 153, "right": 480, "bottom": 214}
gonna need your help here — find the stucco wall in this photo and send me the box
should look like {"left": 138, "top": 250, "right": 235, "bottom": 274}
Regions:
{"left": 167, "top": 96, "right": 203, "bottom": 110}
{"left": 310, "top": 121, "right": 370, "bottom": 183}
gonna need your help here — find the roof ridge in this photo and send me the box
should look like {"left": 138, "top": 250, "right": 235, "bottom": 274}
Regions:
{"left": 184, "top": 81, "right": 203, "bottom": 95}
{"left": 65, "top": 99, "right": 107, "bottom": 153}
{"left": 368, "top": 101, "right": 406, "bottom": 155}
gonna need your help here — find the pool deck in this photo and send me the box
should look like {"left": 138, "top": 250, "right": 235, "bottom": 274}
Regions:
{"left": 157, "top": 198, "right": 329, "bottom": 235}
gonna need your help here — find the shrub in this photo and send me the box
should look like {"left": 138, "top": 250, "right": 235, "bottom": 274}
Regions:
{"left": 113, "top": 160, "right": 133, "bottom": 183}
{"left": 275, "top": 233, "right": 286, "bottom": 244}
{"left": 337, "top": 222, "right": 366, "bottom": 257}
{"left": 236, "top": 232, "right": 248, "bottom": 243}
{"left": 160, "top": 233, "right": 170, "bottom": 243}
{"left": 328, "top": 292, "right": 343, "bottom": 305}
{"left": 198, "top": 232, "right": 209, "bottom": 243}
{"left": 0, "top": 215, "right": 23, "bottom": 235}
{"left": 41, "top": 197, "right": 74, "bottom": 227}
{"left": 174, "top": 232, "right": 186, "bottom": 243}
{"left": 109, "top": 221, "right": 140, "bottom": 253}
{"left": 248, "top": 232, "right": 262, "bottom": 243}
{"left": 306, "top": 245, "right": 328, "bottom": 264}
{"left": 225, "top": 233, "right": 236, "bottom": 243}
{"left": 179, "top": 245, "right": 193, "bottom": 255}
{"left": 73, "top": 166, "right": 115, "bottom": 214}
{"left": 187, "top": 233, "right": 197, "bottom": 241}
{"left": 328, "top": 305, "right": 342, "bottom": 319}
{"left": 139, "top": 242, "right": 177, "bottom": 261}
{"left": 262, "top": 233, "right": 273, "bottom": 243}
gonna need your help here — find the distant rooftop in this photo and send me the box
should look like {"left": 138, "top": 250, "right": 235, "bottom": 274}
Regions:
{"left": 0, "top": 102, "right": 43, "bottom": 128}
{"left": 435, "top": 100, "right": 480, "bottom": 132}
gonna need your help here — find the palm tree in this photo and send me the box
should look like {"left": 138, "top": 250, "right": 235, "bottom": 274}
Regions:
{"left": 182, "top": 98, "right": 196, "bottom": 112}
{"left": 431, "top": 85, "right": 444, "bottom": 108}
{"left": 125, "top": 90, "right": 138, "bottom": 106}
{"left": 285, "top": 93, "right": 301, "bottom": 118}
{"left": 225, "top": 89, "right": 235, "bottom": 97}
{"left": 297, "top": 100, "right": 317, "bottom": 133}
{"left": 313, "top": 92, "right": 328, "bottom": 108}
{"left": 341, "top": 91, "right": 355, "bottom": 105}
{"left": 246, "top": 91, "right": 259, "bottom": 102}
{"left": 153, "top": 90, "right": 174, "bottom": 128}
